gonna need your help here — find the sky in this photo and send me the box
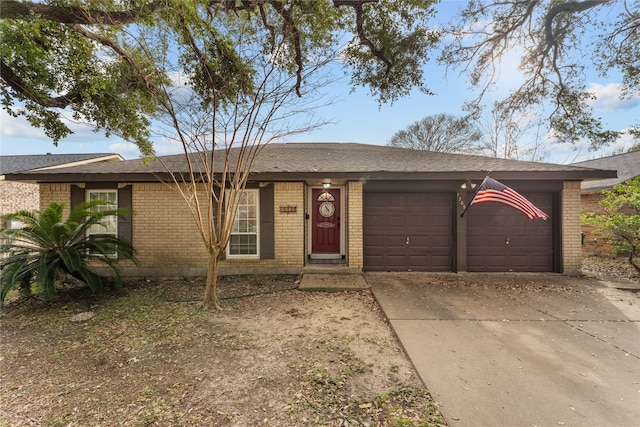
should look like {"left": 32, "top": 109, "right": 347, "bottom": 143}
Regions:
{"left": 1, "top": 2, "right": 638, "bottom": 165}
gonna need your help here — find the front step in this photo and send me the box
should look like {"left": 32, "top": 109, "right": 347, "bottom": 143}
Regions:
{"left": 298, "top": 273, "right": 369, "bottom": 292}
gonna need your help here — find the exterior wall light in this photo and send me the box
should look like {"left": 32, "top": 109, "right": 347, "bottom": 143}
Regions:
{"left": 460, "top": 180, "right": 476, "bottom": 190}
{"left": 322, "top": 181, "right": 331, "bottom": 189}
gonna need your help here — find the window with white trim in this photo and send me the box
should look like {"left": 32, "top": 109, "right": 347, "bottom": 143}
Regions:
{"left": 227, "top": 189, "right": 259, "bottom": 257}
{"left": 87, "top": 190, "right": 118, "bottom": 237}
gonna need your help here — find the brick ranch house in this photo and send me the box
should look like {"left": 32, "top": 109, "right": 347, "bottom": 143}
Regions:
{"left": 4, "top": 143, "right": 615, "bottom": 276}
{"left": 0, "top": 153, "right": 123, "bottom": 230}
{"left": 571, "top": 151, "right": 640, "bottom": 256}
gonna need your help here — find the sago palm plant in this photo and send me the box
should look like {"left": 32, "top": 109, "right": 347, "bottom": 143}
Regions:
{"left": 0, "top": 200, "right": 136, "bottom": 304}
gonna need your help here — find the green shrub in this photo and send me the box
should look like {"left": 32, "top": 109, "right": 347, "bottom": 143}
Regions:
{"left": 582, "top": 177, "right": 640, "bottom": 274}
{"left": 0, "top": 201, "right": 137, "bottom": 303}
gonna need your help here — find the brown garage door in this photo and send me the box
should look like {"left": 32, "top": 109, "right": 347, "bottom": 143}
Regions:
{"left": 467, "top": 192, "right": 555, "bottom": 272}
{"left": 364, "top": 192, "right": 453, "bottom": 271}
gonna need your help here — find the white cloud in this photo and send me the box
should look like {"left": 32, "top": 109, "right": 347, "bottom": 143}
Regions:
{"left": 107, "top": 142, "right": 142, "bottom": 159}
{"left": 0, "top": 108, "right": 134, "bottom": 156}
{"left": 0, "top": 107, "right": 120, "bottom": 145}
{"left": 109, "top": 137, "right": 184, "bottom": 159}
{"left": 588, "top": 82, "right": 640, "bottom": 113}
{"left": 549, "top": 128, "right": 638, "bottom": 164}
{"left": 603, "top": 129, "right": 638, "bottom": 155}
{"left": 0, "top": 109, "right": 49, "bottom": 139}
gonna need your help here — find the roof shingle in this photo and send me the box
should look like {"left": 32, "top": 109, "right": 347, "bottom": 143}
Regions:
{"left": 0, "top": 153, "right": 122, "bottom": 174}
{"left": 571, "top": 151, "right": 640, "bottom": 192}
{"left": 4, "top": 143, "right": 616, "bottom": 182}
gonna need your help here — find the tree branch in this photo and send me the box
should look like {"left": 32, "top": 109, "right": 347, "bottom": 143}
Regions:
{"left": 269, "top": 1, "right": 303, "bottom": 96}
{"left": 68, "top": 24, "right": 160, "bottom": 93}
{"left": 544, "top": 0, "right": 611, "bottom": 50}
{"left": 0, "top": 0, "right": 167, "bottom": 25}
{"left": 350, "top": 1, "right": 392, "bottom": 75}
{"left": 0, "top": 59, "right": 80, "bottom": 108}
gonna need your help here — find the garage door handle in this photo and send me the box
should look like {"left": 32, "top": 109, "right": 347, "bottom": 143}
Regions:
{"left": 406, "top": 237, "right": 410, "bottom": 245}
{"left": 506, "top": 236, "right": 510, "bottom": 245}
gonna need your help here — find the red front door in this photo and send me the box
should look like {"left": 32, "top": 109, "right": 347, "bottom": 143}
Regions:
{"left": 312, "top": 188, "right": 340, "bottom": 254}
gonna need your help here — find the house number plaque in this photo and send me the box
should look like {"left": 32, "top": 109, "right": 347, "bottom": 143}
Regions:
{"left": 319, "top": 202, "right": 335, "bottom": 218}
{"left": 316, "top": 222, "right": 336, "bottom": 228}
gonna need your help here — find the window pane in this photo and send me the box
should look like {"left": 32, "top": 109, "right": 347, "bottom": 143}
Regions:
{"left": 228, "top": 189, "right": 258, "bottom": 256}
{"left": 229, "top": 235, "right": 257, "bottom": 255}
{"left": 87, "top": 190, "right": 117, "bottom": 236}
{"left": 243, "top": 191, "right": 256, "bottom": 204}
{"left": 90, "top": 191, "right": 116, "bottom": 203}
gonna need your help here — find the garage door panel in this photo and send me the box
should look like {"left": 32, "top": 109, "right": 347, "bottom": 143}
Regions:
{"left": 469, "top": 255, "right": 507, "bottom": 270}
{"left": 364, "top": 255, "right": 384, "bottom": 266}
{"left": 386, "top": 236, "right": 409, "bottom": 246}
{"left": 364, "top": 192, "right": 453, "bottom": 272}
{"left": 385, "top": 255, "right": 411, "bottom": 268}
{"left": 467, "top": 192, "right": 555, "bottom": 272}
{"left": 364, "top": 235, "right": 385, "bottom": 246}
{"left": 406, "top": 216, "right": 430, "bottom": 226}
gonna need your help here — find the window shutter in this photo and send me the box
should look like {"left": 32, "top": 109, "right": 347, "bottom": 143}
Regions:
{"left": 260, "top": 184, "right": 275, "bottom": 259}
{"left": 70, "top": 185, "right": 84, "bottom": 210}
{"left": 118, "top": 185, "right": 133, "bottom": 244}
{"left": 70, "top": 184, "right": 133, "bottom": 244}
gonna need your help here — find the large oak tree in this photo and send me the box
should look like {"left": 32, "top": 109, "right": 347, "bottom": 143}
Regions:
{"left": 2, "top": 1, "right": 638, "bottom": 152}
{"left": 440, "top": 0, "right": 639, "bottom": 148}
{"left": 0, "top": 0, "right": 439, "bottom": 155}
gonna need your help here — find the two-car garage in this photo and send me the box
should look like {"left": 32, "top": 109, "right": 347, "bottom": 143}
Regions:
{"left": 363, "top": 182, "right": 560, "bottom": 273}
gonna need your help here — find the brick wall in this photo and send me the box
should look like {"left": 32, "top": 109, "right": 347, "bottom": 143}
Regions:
{"left": 562, "top": 181, "right": 582, "bottom": 275}
{"left": 0, "top": 181, "right": 39, "bottom": 228}
{"left": 40, "top": 184, "right": 71, "bottom": 217}
{"left": 36, "top": 182, "right": 309, "bottom": 276}
{"left": 347, "top": 181, "right": 363, "bottom": 269}
{"left": 132, "top": 183, "right": 210, "bottom": 269}
{"left": 273, "top": 182, "right": 305, "bottom": 266}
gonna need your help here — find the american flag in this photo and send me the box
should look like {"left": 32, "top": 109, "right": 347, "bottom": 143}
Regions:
{"left": 470, "top": 177, "right": 550, "bottom": 220}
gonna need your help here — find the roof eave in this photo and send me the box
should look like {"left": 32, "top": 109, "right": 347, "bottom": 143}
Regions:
{"left": 30, "top": 154, "right": 124, "bottom": 171}
{"left": 251, "top": 169, "right": 617, "bottom": 181}
{"left": 4, "top": 172, "right": 172, "bottom": 184}
{"left": 4, "top": 168, "right": 617, "bottom": 184}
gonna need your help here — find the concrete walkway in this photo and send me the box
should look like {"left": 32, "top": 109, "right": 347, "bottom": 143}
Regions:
{"left": 367, "top": 273, "right": 640, "bottom": 427}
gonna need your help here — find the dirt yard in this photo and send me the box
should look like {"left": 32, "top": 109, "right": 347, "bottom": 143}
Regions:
{"left": 0, "top": 275, "right": 445, "bottom": 427}
{"left": 2, "top": 257, "right": 637, "bottom": 427}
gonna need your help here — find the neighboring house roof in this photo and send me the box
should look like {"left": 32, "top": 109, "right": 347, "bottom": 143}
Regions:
{"left": 571, "top": 151, "right": 640, "bottom": 193}
{"left": 4, "top": 143, "right": 615, "bottom": 183}
{"left": 0, "top": 153, "right": 123, "bottom": 177}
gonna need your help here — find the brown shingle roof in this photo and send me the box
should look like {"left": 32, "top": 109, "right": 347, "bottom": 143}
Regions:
{"left": 4, "top": 143, "right": 615, "bottom": 182}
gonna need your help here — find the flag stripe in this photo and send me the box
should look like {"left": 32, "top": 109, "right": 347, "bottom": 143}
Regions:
{"left": 473, "top": 189, "right": 545, "bottom": 218}
{"left": 473, "top": 190, "right": 545, "bottom": 219}
{"left": 469, "top": 178, "right": 550, "bottom": 220}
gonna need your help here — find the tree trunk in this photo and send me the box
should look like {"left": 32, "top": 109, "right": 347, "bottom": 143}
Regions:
{"left": 203, "top": 252, "right": 222, "bottom": 310}
{"left": 629, "top": 250, "right": 640, "bottom": 274}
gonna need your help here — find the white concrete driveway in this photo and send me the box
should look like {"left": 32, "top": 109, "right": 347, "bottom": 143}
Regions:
{"left": 368, "top": 273, "right": 640, "bottom": 427}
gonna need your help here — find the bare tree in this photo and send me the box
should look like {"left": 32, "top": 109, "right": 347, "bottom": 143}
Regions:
{"left": 477, "top": 105, "right": 549, "bottom": 162}
{"left": 388, "top": 113, "right": 481, "bottom": 153}
{"left": 150, "top": 10, "right": 334, "bottom": 310}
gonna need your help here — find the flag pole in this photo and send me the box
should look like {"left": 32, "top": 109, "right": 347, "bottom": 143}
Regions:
{"left": 460, "top": 171, "right": 492, "bottom": 218}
